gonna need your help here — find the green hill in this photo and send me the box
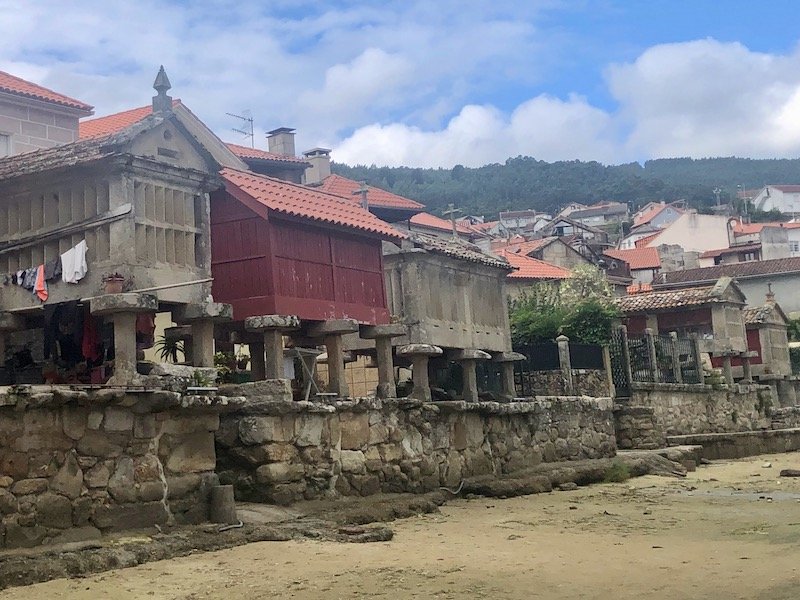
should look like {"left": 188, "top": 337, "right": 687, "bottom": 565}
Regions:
{"left": 332, "top": 156, "right": 800, "bottom": 218}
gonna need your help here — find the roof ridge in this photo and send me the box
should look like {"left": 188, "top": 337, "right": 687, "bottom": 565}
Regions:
{"left": 0, "top": 70, "right": 93, "bottom": 111}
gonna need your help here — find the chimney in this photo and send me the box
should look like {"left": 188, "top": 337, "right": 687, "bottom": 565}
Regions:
{"left": 302, "top": 147, "right": 332, "bottom": 185}
{"left": 267, "top": 127, "right": 296, "bottom": 157}
{"left": 766, "top": 282, "right": 776, "bottom": 305}
{"left": 152, "top": 66, "right": 173, "bottom": 114}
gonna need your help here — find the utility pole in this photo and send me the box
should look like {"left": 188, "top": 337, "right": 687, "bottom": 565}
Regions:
{"left": 442, "top": 203, "right": 462, "bottom": 239}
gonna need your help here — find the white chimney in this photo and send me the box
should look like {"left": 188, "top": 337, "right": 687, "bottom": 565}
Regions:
{"left": 266, "top": 127, "right": 296, "bottom": 156}
{"left": 302, "top": 147, "right": 332, "bottom": 185}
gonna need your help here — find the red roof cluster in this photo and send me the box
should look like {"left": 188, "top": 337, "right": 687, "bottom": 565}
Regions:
{"left": 700, "top": 243, "right": 761, "bottom": 259}
{"left": 634, "top": 232, "right": 661, "bottom": 248}
{"left": 633, "top": 203, "right": 683, "bottom": 227}
{"left": 317, "top": 174, "right": 423, "bottom": 211}
{"left": 220, "top": 168, "right": 402, "bottom": 240}
{"left": 224, "top": 142, "right": 308, "bottom": 165}
{"left": 606, "top": 247, "right": 661, "bottom": 270}
{"left": 409, "top": 212, "right": 472, "bottom": 234}
{"left": 731, "top": 221, "right": 800, "bottom": 236}
{"left": 494, "top": 249, "right": 570, "bottom": 280}
{"left": 0, "top": 70, "right": 93, "bottom": 112}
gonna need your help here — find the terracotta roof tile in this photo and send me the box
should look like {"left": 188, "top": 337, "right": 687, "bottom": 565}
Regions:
{"left": 659, "top": 256, "right": 800, "bottom": 285}
{"left": 616, "top": 285, "right": 721, "bottom": 312}
{"left": 409, "top": 212, "right": 472, "bottom": 234}
{"left": 699, "top": 243, "right": 761, "bottom": 259}
{"left": 225, "top": 142, "right": 309, "bottom": 165}
{"left": 605, "top": 247, "right": 661, "bottom": 270}
{"left": 500, "top": 237, "right": 556, "bottom": 256}
{"left": 0, "top": 70, "right": 92, "bottom": 112}
{"left": 732, "top": 221, "right": 800, "bottom": 236}
{"left": 79, "top": 101, "right": 181, "bottom": 138}
{"left": 407, "top": 232, "right": 512, "bottom": 270}
{"left": 633, "top": 203, "right": 684, "bottom": 227}
{"left": 317, "top": 174, "right": 423, "bottom": 211}
{"left": 626, "top": 282, "right": 653, "bottom": 294}
{"left": 494, "top": 249, "right": 570, "bottom": 280}
{"left": 220, "top": 167, "right": 402, "bottom": 240}
{"left": 634, "top": 231, "right": 661, "bottom": 247}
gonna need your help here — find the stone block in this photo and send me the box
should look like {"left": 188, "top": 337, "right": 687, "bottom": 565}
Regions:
{"left": 138, "top": 480, "right": 166, "bottom": 502}
{"left": 0, "top": 489, "right": 19, "bottom": 514}
{"left": 134, "top": 415, "right": 157, "bottom": 439}
{"left": 340, "top": 450, "right": 366, "bottom": 473}
{"left": 48, "top": 525, "right": 102, "bottom": 545}
{"left": 27, "top": 452, "right": 60, "bottom": 479}
{"left": 340, "top": 413, "right": 370, "bottom": 450}
{"left": 295, "top": 415, "right": 324, "bottom": 447}
{"left": 72, "top": 496, "right": 92, "bottom": 526}
{"left": 108, "top": 457, "right": 136, "bottom": 503}
{"left": 85, "top": 462, "right": 111, "bottom": 488}
{"left": 239, "top": 416, "right": 287, "bottom": 445}
{"left": 11, "top": 478, "right": 48, "bottom": 495}
{"left": 166, "top": 474, "right": 202, "bottom": 499}
{"left": 62, "top": 409, "right": 87, "bottom": 440}
{"left": 76, "top": 430, "right": 123, "bottom": 457}
{"left": 359, "top": 323, "right": 407, "bottom": 339}
{"left": 133, "top": 455, "right": 161, "bottom": 482}
{"left": 92, "top": 501, "right": 169, "bottom": 531}
{"left": 165, "top": 433, "right": 216, "bottom": 473}
{"left": 264, "top": 443, "right": 299, "bottom": 463}
{"left": 255, "top": 462, "right": 305, "bottom": 483}
{"left": 378, "top": 443, "right": 403, "bottom": 463}
{"left": 5, "top": 524, "right": 47, "bottom": 548}
{"left": 245, "top": 314, "right": 300, "bottom": 331}
{"left": 51, "top": 452, "right": 83, "bottom": 500}
{"left": 369, "top": 423, "right": 389, "bottom": 445}
{"left": 306, "top": 318, "right": 359, "bottom": 336}
{"left": 398, "top": 344, "right": 443, "bottom": 357}
{"left": 0, "top": 451, "right": 29, "bottom": 479}
{"left": 87, "top": 411, "right": 104, "bottom": 430}
{"left": 36, "top": 493, "right": 73, "bottom": 529}
{"left": 161, "top": 414, "right": 219, "bottom": 435}
{"left": 90, "top": 293, "right": 158, "bottom": 316}
{"left": 450, "top": 348, "right": 492, "bottom": 361}
{"left": 173, "top": 302, "right": 233, "bottom": 323}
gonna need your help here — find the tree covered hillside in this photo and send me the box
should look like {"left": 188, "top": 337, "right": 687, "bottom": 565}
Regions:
{"left": 332, "top": 156, "right": 800, "bottom": 217}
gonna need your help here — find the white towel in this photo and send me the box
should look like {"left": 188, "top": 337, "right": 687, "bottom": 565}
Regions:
{"left": 61, "top": 240, "right": 88, "bottom": 284}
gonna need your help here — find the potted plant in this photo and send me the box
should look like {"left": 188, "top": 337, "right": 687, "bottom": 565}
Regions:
{"left": 236, "top": 350, "right": 250, "bottom": 371}
{"left": 154, "top": 335, "right": 185, "bottom": 363}
{"left": 103, "top": 272, "right": 126, "bottom": 294}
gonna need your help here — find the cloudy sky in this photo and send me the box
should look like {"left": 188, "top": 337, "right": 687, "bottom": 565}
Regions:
{"left": 3, "top": 0, "right": 800, "bottom": 167}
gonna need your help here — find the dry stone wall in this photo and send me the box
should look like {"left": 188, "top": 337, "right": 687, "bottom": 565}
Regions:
{"left": 216, "top": 395, "right": 616, "bottom": 505}
{"left": 0, "top": 387, "right": 232, "bottom": 549}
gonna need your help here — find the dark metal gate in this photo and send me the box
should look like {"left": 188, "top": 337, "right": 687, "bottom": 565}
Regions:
{"left": 608, "top": 327, "right": 631, "bottom": 398}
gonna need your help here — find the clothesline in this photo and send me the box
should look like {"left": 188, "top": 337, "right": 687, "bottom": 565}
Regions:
{"left": 1, "top": 240, "right": 88, "bottom": 303}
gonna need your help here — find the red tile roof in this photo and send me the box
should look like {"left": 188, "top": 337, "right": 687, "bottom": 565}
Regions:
{"left": 616, "top": 285, "right": 720, "bottom": 313}
{"left": 467, "top": 220, "right": 499, "bottom": 232}
{"left": 409, "top": 212, "right": 472, "bottom": 234}
{"left": 659, "top": 256, "right": 800, "bottom": 286}
{"left": 79, "top": 102, "right": 182, "bottom": 138}
{"left": 700, "top": 243, "right": 761, "bottom": 259}
{"left": 0, "top": 70, "right": 92, "bottom": 112}
{"left": 626, "top": 282, "right": 653, "bottom": 294}
{"left": 634, "top": 232, "right": 661, "bottom": 248}
{"left": 605, "top": 247, "right": 661, "bottom": 270}
{"left": 732, "top": 221, "right": 800, "bottom": 236}
{"left": 220, "top": 168, "right": 402, "bottom": 240}
{"left": 317, "top": 174, "right": 423, "bottom": 211}
{"left": 633, "top": 203, "right": 683, "bottom": 227}
{"left": 224, "top": 142, "right": 309, "bottom": 165}
{"left": 494, "top": 249, "right": 570, "bottom": 280}
{"left": 500, "top": 237, "right": 555, "bottom": 256}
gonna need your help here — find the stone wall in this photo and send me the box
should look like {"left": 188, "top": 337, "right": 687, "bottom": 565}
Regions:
{"left": 614, "top": 405, "right": 666, "bottom": 450}
{"left": 216, "top": 395, "right": 616, "bottom": 505}
{"left": 518, "top": 369, "right": 609, "bottom": 397}
{"left": 629, "top": 382, "right": 773, "bottom": 437}
{"left": 0, "top": 387, "right": 231, "bottom": 549}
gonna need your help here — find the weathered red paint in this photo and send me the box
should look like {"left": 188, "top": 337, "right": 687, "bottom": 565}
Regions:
{"left": 210, "top": 190, "right": 389, "bottom": 324}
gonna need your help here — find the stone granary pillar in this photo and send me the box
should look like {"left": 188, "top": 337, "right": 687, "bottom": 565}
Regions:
{"left": 90, "top": 293, "right": 159, "bottom": 386}
{"left": 360, "top": 323, "right": 407, "bottom": 398}
{"left": 452, "top": 349, "right": 492, "bottom": 402}
{"left": 398, "top": 344, "right": 443, "bottom": 402}
{"left": 492, "top": 351, "right": 526, "bottom": 400}
{"left": 245, "top": 315, "right": 301, "bottom": 380}
{"left": 740, "top": 351, "right": 758, "bottom": 384}
{"left": 173, "top": 302, "right": 233, "bottom": 368}
{"left": 0, "top": 312, "right": 26, "bottom": 364}
{"left": 307, "top": 319, "right": 360, "bottom": 398}
{"left": 720, "top": 354, "right": 734, "bottom": 386}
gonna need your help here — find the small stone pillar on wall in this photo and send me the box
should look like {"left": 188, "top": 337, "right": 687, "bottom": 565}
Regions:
{"left": 307, "top": 319, "right": 360, "bottom": 398}
{"left": 492, "top": 351, "right": 525, "bottom": 400}
{"left": 173, "top": 302, "right": 233, "bottom": 368}
{"left": 244, "top": 315, "right": 300, "bottom": 381}
{"left": 644, "top": 328, "right": 659, "bottom": 383}
{"left": 452, "top": 348, "right": 491, "bottom": 402}
{"left": 90, "top": 293, "right": 159, "bottom": 386}
{"left": 0, "top": 313, "right": 25, "bottom": 366}
{"left": 360, "top": 323, "right": 407, "bottom": 398}
{"left": 556, "top": 335, "right": 573, "bottom": 394}
{"left": 398, "top": 344, "right": 443, "bottom": 402}
{"left": 740, "top": 351, "right": 757, "bottom": 384}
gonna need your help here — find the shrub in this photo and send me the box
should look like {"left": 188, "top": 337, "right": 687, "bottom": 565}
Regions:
{"left": 603, "top": 460, "right": 631, "bottom": 483}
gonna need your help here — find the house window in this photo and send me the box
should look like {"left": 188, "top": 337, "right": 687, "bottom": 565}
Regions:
{"left": 0, "top": 134, "right": 9, "bottom": 157}
{"left": 790, "top": 241, "right": 799, "bottom": 253}
{"left": 741, "top": 251, "right": 758, "bottom": 262}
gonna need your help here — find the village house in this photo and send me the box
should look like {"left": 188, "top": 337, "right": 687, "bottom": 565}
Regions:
{"left": 563, "top": 201, "right": 628, "bottom": 227}
{"left": 751, "top": 185, "right": 800, "bottom": 215}
{"left": 0, "top": 70, "right": 94, "bottom": 157}
{"left": 493, "top": 248, "right": 570, "bottom": 300}
{"left": 638, "top": 211, "right": 729, "bottom": 254}
{"left": 605, "top": 247, "right": 661, "bottom": 284}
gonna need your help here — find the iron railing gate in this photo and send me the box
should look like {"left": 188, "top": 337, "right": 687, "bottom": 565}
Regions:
{"left": 608, "top": 327, "right": 631, "bottom": 398}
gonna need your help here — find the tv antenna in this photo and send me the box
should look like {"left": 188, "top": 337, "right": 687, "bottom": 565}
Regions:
{"left": 226, "top": 110, "right": 254, "bottom": 147}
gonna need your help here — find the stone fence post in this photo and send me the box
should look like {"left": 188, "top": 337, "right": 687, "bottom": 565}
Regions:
{"left": 689, "top": 332, "right": 704, "bottom": 383}
{"left": 601, "top": 345, "right": 615, "bottom": 398}
{"left": 556, "top": 335, "right": 574, "bottom": 394}
{"left": 644, "top": 328, "right": 659, "bottom": 383}
{"left": 669, "top": 331, "right": 683, "bottom": 384}
{"left": 619, "top": 325, "right": 634, "bottom": 387}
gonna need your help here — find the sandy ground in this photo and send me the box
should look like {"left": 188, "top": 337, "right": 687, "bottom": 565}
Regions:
{"left": 5, "top": 452, "right": 800, "bottom": 600}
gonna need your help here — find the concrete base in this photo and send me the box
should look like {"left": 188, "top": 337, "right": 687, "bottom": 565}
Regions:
{"left": 667, "top": 428, "right": 800, "bottom": 460}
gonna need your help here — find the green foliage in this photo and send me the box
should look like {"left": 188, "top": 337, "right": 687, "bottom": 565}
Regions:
{"left": 189, "top": 370, "right": 214, "bottom": 388}
{"left": 603, "top": 460, "right": 631, "bottom": 483}
{"left": 153, "top": 336, "right": 185, "bottom": 363}
{"left": 790, "top": 347, "right": 800, "bottom": 375}
{"left": 509, "top": 267, "right": 620, "bottom": 346}
{"left": 332, "top": 156, "right": 800, "bottom": 218}
{"left": 787, "top": 318, "right": 800, "bottom": 342}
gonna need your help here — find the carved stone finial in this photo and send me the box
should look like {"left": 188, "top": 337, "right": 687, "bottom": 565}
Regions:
{"left": 152, "top": 66, "right": 173, "bottom": 114}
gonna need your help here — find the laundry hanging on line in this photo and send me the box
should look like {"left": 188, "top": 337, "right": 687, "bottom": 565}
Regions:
{"left": 1, "top": 239, "right": 89, "bottom": 302}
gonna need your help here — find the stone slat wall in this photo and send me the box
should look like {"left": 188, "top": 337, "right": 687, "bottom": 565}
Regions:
{"left": 628, "top": 382, "right": 773, "bottom": 437}
{"left": 216, "top": 396, "right": 616, "bottom": 505}
{"left": 0, "top": 389, "right": 224, "bottom": 549}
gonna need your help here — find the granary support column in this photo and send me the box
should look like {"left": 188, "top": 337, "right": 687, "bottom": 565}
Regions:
{"left": 245, "top": 315, "right": 301, "bottom": 380}
{"left": 360, "top": 323, "right": 407, "bottom": 398}
{"left": 740, "top": 351, "right": 757, "bottom": 384}
{"left": 173, "top": 302, "right": 233, "bottom": 368}
{"left": 308, "top": 319, "right": 360, "bottom": 398}
{"left": 0, "top": 313, "right": 26, "bottom": 365}
{"left": 452, "top": 349, "right": 491, "bottom": 402}
{"left": 90, "top": 293, "right": 159, "bottom": 386}
{"left": 493, "top": 351, "right": 526, "bottom": 401}
{"left": 398, "top": 344, "right": 443, "bottom": 402}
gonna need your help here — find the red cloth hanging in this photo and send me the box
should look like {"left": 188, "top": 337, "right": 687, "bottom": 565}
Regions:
{"left": 82, "top": 308, "right": 102, "bottom": 362}
{"left": 34, "top": 265, "right": 48, "bottom": 302}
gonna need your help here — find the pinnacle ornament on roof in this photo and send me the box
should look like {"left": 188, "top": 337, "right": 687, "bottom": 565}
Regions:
{"left": 152, "top": 65, "right": 173, "bottom": 114}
